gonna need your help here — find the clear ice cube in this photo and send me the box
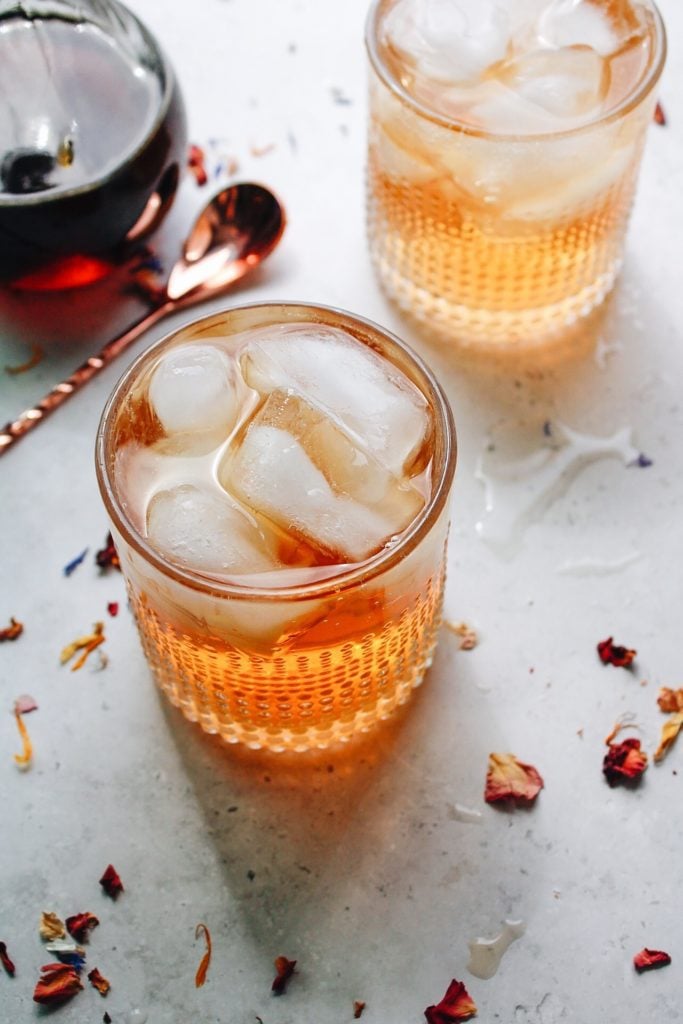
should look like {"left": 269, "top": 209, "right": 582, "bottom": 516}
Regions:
{"left": 501, "top": 45, "right": 610, "bottom": 120}
{"left": 240, "top": 326, "right": 430, "bottom": 476}
{"left": 148, "top": 343, "right": 242, "bottom": 439}
{"left": 536, "top": 0, "right": 621, "bottom": 56}
{"left": 146, "top": 484, "right": 281, "bottom": 576}
{"left": 219, "top": 391, "right": 425, "bottom": 563}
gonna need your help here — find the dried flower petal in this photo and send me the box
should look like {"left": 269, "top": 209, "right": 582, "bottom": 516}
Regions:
{"left": 13, "top": 707, "right": 32, "bottom": 769}
{"left": 63, "top": 547, "right": 89, "bottom": 577}
{"left": 4, "top": 342, "right": 44, "bottom": 376}
{"left": 65, "top": 912, "right": 99, "bottom": 942}
{"left": 99, "top": 864, "right": 124, "bottom": 899}
{"left": 0, "top": 941, "right": 15, "bottom": 976}
{"left": 354, "top": 1000, "right": 366, "bottom": 1018}
{"left": 657, "top": 687, "right": 683, "bottom": 713}
{"left": 425, "top": 979, "right": 477, "bottom": 1023}
{"left": 443, "top": 620, "right": 478, "bottom": 650}
{"left": 603, "top": 738, "right": 648, "bottom": 786}
{"left": 654, "top": 101, "right": 666, "bottom": 126}
{"left": 195, "top": 923, "right": 212, "bottom": 988}
{"left": 33, "top": 962, "right": 83, "bottom": 1004}
{"left": 0, "top": 616, "right": 23, "bottom": 642}
{"left": 188, "top": 144, "right": 208, "bottom": 186}
{"left": 40, "top": 911, "right": 66, "bottom": 941}
{"left": 95, "top": 534, "right": 120, "bottom": 571}
{"left": 60, "top": 622, "right": 105, "bottom": 671}
{"left": 104, "top": 1013, "right": 112, "bottom": 1023}
{"left": 597, "top": 637, "right": 636, "bottom": 668}
{"left": 14, "top": 694, "right": 37, "bottom": 714}
{"left": 485, "top": 753, "right": 544, "bottom": 805}
{"left": 88, "top": 967, "right": 111, "bottom": 996}
{"left": 46, "top": 939, "right": 86, "bottom": 970}
{"left": 634, "top": 948, "right": 671, "bottom": 972}
{"left": 272, "top": 955, "right": 297, "bottom": 994}
{"left": 107, "top": 602, "right": 119, "bottom": 618}
{"left": 654, "top": 711, "right": 683, "bottom": 763}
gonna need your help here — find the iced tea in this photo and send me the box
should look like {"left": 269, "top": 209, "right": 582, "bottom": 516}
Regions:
{"left": 96, "top": 304, "right": 456, "bottom": 752}
{"left": 366, "top": 0, "right": 666, "bottom": 349}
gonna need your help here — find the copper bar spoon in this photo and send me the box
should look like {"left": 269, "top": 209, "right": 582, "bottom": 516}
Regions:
{"left": 0, "top": 182, "right": 285, "bottom": 456}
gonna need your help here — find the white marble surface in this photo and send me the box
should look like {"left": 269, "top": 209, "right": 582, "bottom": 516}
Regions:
{"left": 2, "top": 1, "right": 682, "bottom": 1020}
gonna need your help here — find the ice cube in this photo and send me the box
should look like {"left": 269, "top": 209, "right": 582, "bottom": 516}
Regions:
{"left": 148, "top": 343, "right": 242, "bottom": 439}
{"left": 537, "top": 0, "right": 621, "bottom": 55}
{"left": 240, "top": 326, "right": 430, "bottom": 476}
{"left": 220, "top": 391, "right": 425, "bottom": 563}
{"left": 385, "top": 0, "right": 510, "bottom": 84}
{"left": 501, "top": 46, "right": 610, "bottom": 121}
{"left": 146, "top": 484, "right": 281, "bottom": 576}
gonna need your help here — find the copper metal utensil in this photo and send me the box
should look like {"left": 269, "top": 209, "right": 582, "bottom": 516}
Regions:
{"left": 0, "top": 182, "right": 285, "bottom": 456}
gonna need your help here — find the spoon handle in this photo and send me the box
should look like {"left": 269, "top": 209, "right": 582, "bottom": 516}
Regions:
{"left": 0, "top": 300, "right": 173, "bottom": 457}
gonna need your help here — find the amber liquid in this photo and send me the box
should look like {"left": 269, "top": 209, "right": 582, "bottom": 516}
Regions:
{"left": 123, "top": 543, "right": 446, "bottom": 752}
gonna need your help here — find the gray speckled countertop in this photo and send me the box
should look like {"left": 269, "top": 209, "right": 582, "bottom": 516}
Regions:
{"left": 2, "top": 1, "right": 682, "bottom": 1020}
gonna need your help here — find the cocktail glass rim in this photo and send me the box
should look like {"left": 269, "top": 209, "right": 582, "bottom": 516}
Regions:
{"left": 95, "top": 300, "right": 457, "bottom": 603}
{"left": 0, "top": 0, "right": 177, "bottom": 209}
{"left": 365, "top": 0, "right": 667, "bottom": 143}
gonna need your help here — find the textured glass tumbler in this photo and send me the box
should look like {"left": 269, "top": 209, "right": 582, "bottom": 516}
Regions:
{"left": 96, "top": 302, "right": 457, "bottom": 753}
{"left": 366, "top": 0, "right": 666, "bottom": 352}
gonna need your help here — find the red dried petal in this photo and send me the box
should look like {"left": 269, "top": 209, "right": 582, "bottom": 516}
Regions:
{"left": 654, "top": 101, "right": 667, "bottom": 126}
{"left": 272, "top": 955, "right": 297, "bottom": 994}
{"left": 33, "top": 962, "right": 83, "bottom": 1004}
{"left": 0, "top": 941, "right": 15, "bottom": 976}
{"left": 485, "top": 752, "right": 544, "bottom": 805}
{"left": 65, "top": 912, "right": 99, "bottom": 942}
{"left": 354, "top": 1000, "right": 366, "bottom": 1018}
{"left": 107, "top": 602, "right": 119, "bottom": 618}
{"left": 88, "top": 967, "right": 111, "bottom": 996}
{"left": 195, "top": 923, "right": 212, "bottom": 988}
{"left": 96, "top": 534, "right": 120, "bottom": 571}
{"left": 425, "top": 979, "right": 477, "bottom": 1023}
{"left": 603, "top": 738, "right": 648, "bottom": 786}
{"left": 99, "top": 864, "right": 124, "bottom": 899}
{"left": 0, "top": 616, "right": 23, "bottom": 642}
{"left": 597, "top": 637, "right": 636, "bottom": 668}
{"left": 634, "top": 948, "right": 671, "bottom": 972}
{"left": 188, "top": 144, "right": 208, "bottom": 186}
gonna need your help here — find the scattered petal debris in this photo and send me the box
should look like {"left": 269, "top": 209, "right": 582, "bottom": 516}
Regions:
{"left": 33, "top": 962, "right": 83, "bottom": 1004}
{"left": 195, "top": 923, "right": 212, "bottom": 988}
{"left": 88, "top": 967, "right": 111, "bottom": 996}
{"left": 188, "top": 143, "right": 208, "bottom": 186}
{"left": 104, "top": 1013, "right": 112, "bottom": 1023}
{"left": 597, "top": 637, "right": 636, "bottom": 668}
{"left": 484, "top": 753, "right": 544, "bottom": 806}
{"left": 107, "top": 602, "right": 119, "bottom": 618}
{"left": 354, "top": 1000, "right": 366, "bottom": 1018}
{"left": 657, "top": 688, "right": 683, "bottom": 713}
{"left": 46, "top": 939, "right": 86, "bottom": 969}
{"left": 99, "top": 864, "right": 124, "bottom": 900}
{"left": 60, "top": 622, "right": 106, "bottom": 671}
{"left": 654, "top": 711, "right": 683, "bottom": 763}
{"left": 0, "top": 940, "right": 15, "bottom": 977}
{"left": 0, "top": 616, "right": 23, "bottom": 642}
{"left": 603, "top": 736, "right": 648, "bottom": 787}
{"left": 40, "top": 912, "right": 66, "bottom": 941}
{"left": 95, "top": 533, "right": 120, "bottom": 571}
{"left": 628, "top": 452, "right": 653, "bottom": 468}
{"left": 271, "top": 955, "right": 297, "bottom": 994}
{"left": 65, "top": 912, "right": 99, "bottom": 942}
{"left": 13, "top": 707, "right": 33, "bottom": 769}
{"left": 4, "top": 342, "right": 44, "bottom": 376}
{"left": 14, "top": 694, "right": 37, "bottom": 714}
{"left": 634, "top": 948, "right": 671, "bottom": 972}
{"left": 443, "top": 619, "right": 478, "bottom": 650}
{"left": 63, "top": 547, "right": 89, "bottom": 577}
{"left": 424, "top": 978, "right": 477, "bottom": 1022}
{"left": 654, "top": 101, "right": 667, "bottom": 126}
{"left": 250, "top": 142, "right": 276, "bottom": 158}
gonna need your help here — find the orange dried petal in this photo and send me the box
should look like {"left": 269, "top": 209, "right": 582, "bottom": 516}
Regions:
{"left": 33, "top": 962, "right": 83, "bottom": 1004}
{"left": 654, "top": 711, "right": 683, "bottom": 763}
{"left": 195, "top": 923, "right": 212, "bottom": 988}
{"left": 88, "top": 967, "right": 111, "bottom": 996}
{"left": 425, "top": 979, "right": 477, "bottom": 1022}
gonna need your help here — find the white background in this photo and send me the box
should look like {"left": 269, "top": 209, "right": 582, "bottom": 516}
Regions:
{"left": 1, "top": 1, "right": 682, "bottom": 1021}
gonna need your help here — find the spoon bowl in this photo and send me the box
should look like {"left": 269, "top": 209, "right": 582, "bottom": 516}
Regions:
{"left": 0, "top": 182, "right": 286, "bottom": 455}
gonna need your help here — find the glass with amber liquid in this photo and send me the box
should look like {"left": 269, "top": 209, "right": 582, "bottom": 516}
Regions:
{"left": 366, "top": 0, "right": 666, "bottom": 351}
{"left": 96, "top": 303, "right": 456, "bottom": 752}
